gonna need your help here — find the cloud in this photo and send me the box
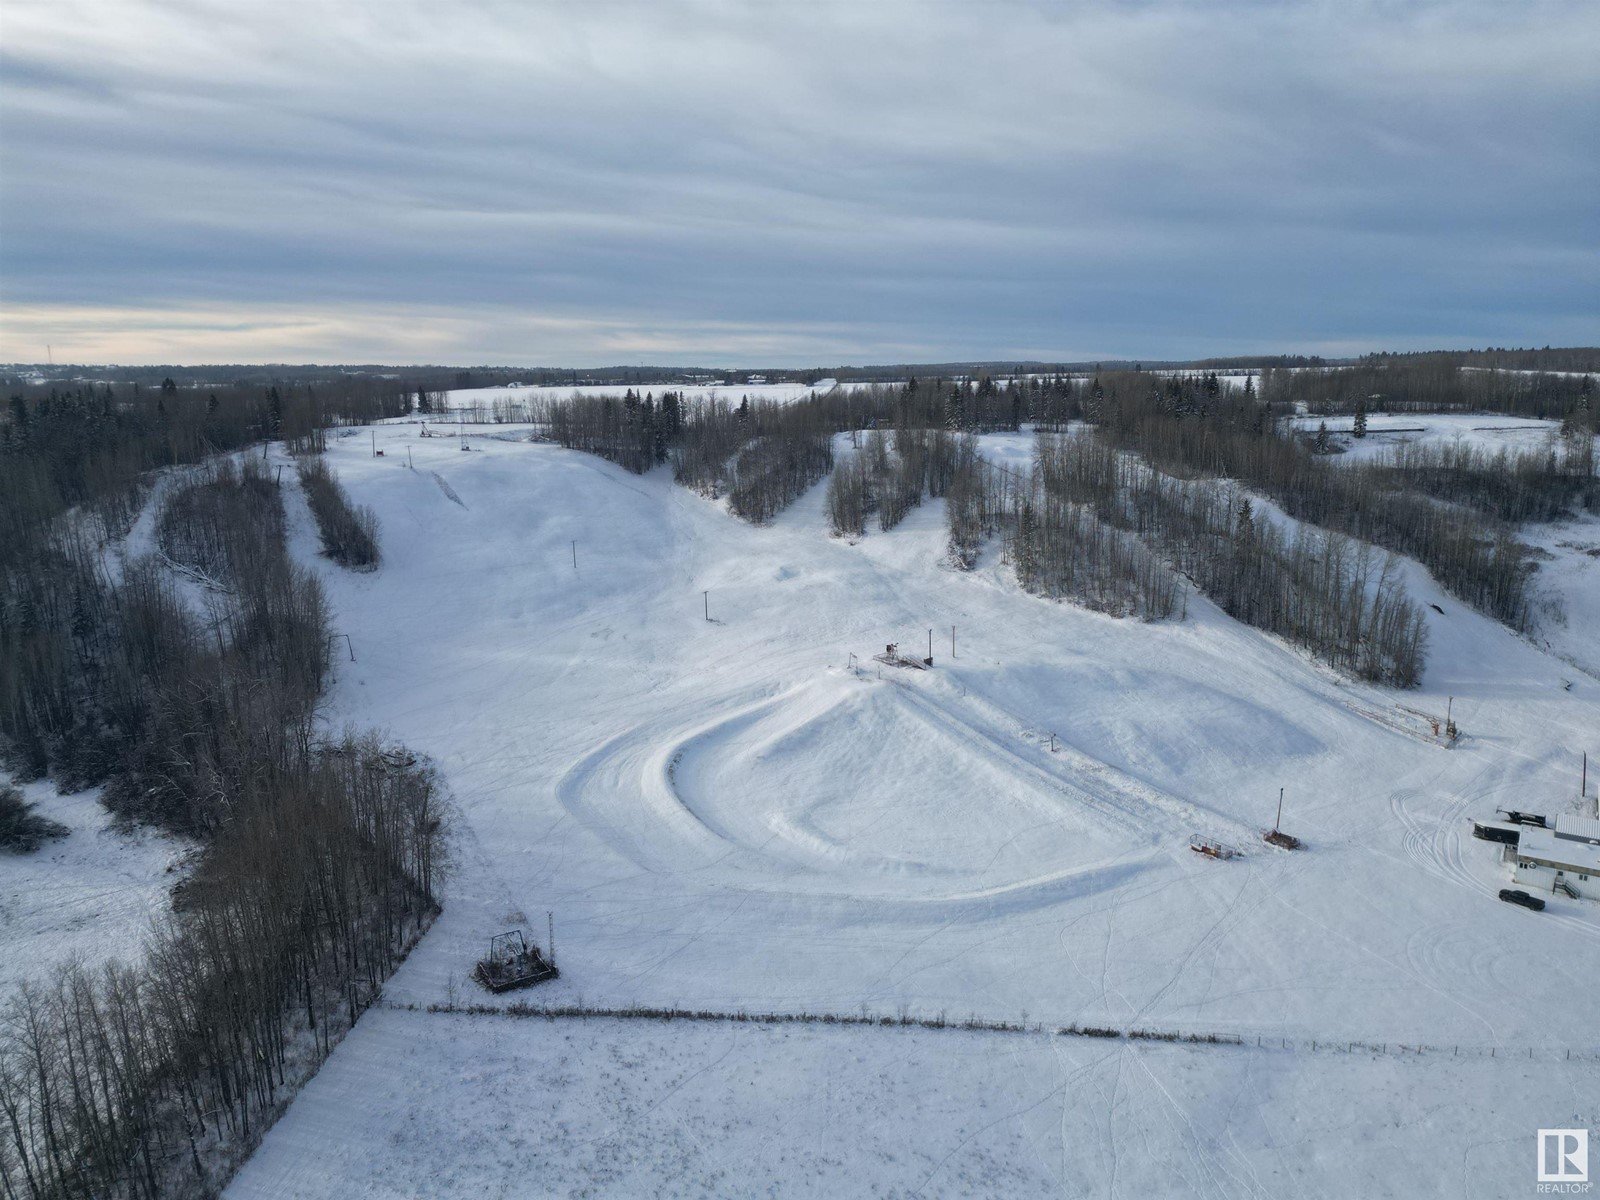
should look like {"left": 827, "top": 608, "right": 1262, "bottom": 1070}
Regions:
{"left": 2, "top": 0, "right": 1596, "bottom": 364}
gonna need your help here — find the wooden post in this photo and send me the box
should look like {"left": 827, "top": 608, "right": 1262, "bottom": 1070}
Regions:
{"left": 408, "top": 447, "right": 413, "bottom": 470}
{"left": 372, "top": 431, "right": 376, "bottom": 458}
{"left": 704, "top": 591, "right": 710, "bottom": 622}
{"left": 951, "top": 626, "right": 956, "bottom": 658}
{"left": 1274, "top": 787, "right": 1285, "bottom": 832}
{"left": 926, "top": 627, "right": 933, "bottom": 666}
{"left": 548, "top": 911, "right": 555, "bottom": 967}
{"left": 571, "top": 541, "right": 577, "bottom": 570}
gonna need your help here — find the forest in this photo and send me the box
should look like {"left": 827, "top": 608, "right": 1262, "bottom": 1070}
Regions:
{"left": 0, "top": 377, "right": 440, "bottom": 1198}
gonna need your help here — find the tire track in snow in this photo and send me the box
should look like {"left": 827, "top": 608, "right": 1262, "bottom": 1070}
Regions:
{"left": 553, "top": 676, "right": 1161, "bottom": 917}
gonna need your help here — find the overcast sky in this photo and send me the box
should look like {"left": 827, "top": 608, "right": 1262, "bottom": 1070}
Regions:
{"left": 2, "top": 0, "right": 1596, "bottom": 366}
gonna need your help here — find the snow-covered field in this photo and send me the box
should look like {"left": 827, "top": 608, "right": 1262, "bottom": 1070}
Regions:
{"left": 0, "top": 779, "right": 187, "bottom": 991}
{"left": 228, "top": 1008, "right": 1598, "bottom": 1200}
{"left": 217, "top": 424, "right": 1598, "bottom": 1196}
{"left": 1289, "top": 413, "right": 1568, "bottom": 461}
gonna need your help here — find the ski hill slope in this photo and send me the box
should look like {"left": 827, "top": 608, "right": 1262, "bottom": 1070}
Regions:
{"left": 230, "top": 424, "right": 1600, "bottom": 1196}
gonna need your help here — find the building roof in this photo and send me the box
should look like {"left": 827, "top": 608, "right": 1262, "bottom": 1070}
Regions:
{"left": 1552, "top": 815, "right": 1600, "bottom": 845}
{"left": 1518, "top": 826, "right": 1600, "bottom": 874}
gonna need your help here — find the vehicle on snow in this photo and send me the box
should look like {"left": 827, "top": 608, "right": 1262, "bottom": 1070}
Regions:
{"left": 1498, "top": 888, "right": 1545, "bottom": 912}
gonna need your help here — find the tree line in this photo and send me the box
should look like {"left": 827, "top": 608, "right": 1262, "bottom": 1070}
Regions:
{"left": 297, "top": 457, "right": 381, "bottom": 569}
{"left": 1087, "top": 372, "right": 1591, "bottom": 631}
{"left": 1259, "top": 355, "right": 1597, "bottom": 427}
{"left": 826, "top": 428, "right": 965, "bottom": 538}
{"left": 544, "top": 375, "right": 1087, "bottom": 523}
{"left": 1, "top": 380, "right": 445, "bottom": 1198}
{"left": 0, "top": 732, "right": 443, "bottom": 1199}
{"left": 943, "top": 432, "right": 1426, "bottom": 683}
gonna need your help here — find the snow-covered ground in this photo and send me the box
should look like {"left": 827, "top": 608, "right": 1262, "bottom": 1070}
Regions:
{"left": 227, "top": 1008, "right": 1599, "bottom": 1200}
{"left": 1524, "top": 513, "right": 1600, "bottom": 683}
{"left": 1288, "top": 413, "right": 1568, "bottom": 461}
{"left": 0, "top": 779, "right": 188, "bottom": 991}
{"left": 226, "top": 424, "right": 1599, "bottom": 1195}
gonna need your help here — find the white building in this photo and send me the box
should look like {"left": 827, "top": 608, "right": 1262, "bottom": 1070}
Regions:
{"left": 1513, "top": 815, "right": 1600, "bottom": 900}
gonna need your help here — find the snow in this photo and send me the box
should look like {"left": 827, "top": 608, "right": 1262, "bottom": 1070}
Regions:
{"left": 0, "top": 779, "right": 188, "bottom": 990}
{"left": 224, "top": 424, "right": 1600, "bottom": 1194}
{"left": 1288, "top": 413, "right": 1569, "bottom": 462}
{"left": 227, "top": 1008, "right": 1600, "bottom": 1200}
{"left": 1522, "top": 513, "right": 1600, "bottom": 683}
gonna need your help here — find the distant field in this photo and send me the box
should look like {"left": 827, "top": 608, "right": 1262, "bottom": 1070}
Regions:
{"left": 1289, "top": 412, "right": 1569, "bottom": 460}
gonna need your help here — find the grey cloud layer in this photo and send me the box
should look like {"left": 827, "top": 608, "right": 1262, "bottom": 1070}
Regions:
{"left": 2, "top": 0, "right": 1596, "bottom": 364}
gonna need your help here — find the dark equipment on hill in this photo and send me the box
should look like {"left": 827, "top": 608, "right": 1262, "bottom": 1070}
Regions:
{"left": 1471, "top": 820, "right": 1520, "bottom": 846}
{"left": 1498, "top": 810, "right": 1548, "bottom": 827}
{"left": 474, "top": 929, "right": 559, "bottom": 993}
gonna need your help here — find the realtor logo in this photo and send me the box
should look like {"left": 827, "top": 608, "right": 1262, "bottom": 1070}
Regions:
{"left": 1539, "top": 1129, "right": 1589, "bottom": 1185}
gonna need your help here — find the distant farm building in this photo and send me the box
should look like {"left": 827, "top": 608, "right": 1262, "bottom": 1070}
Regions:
{"left": 1512, "top": 816, "right": 1600, "bottom": 900}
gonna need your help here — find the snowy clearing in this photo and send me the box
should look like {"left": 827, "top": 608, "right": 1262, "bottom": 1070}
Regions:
{"left": 0, "top": 779, "right": 187, "bottom": 991}
{"left": 1288, "top": 413, "right": 1570, "bottom": 461}
{"left": 226, "top": 424, "right": 1600, "bottom": 1195}
{"left": 228, "top": 1008, "right": 1599, "bottom": 1200}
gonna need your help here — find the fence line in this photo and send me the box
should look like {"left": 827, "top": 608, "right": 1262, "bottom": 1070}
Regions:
{"left": 388, "top": 1000, "right": 1599, "bottom": 1065}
